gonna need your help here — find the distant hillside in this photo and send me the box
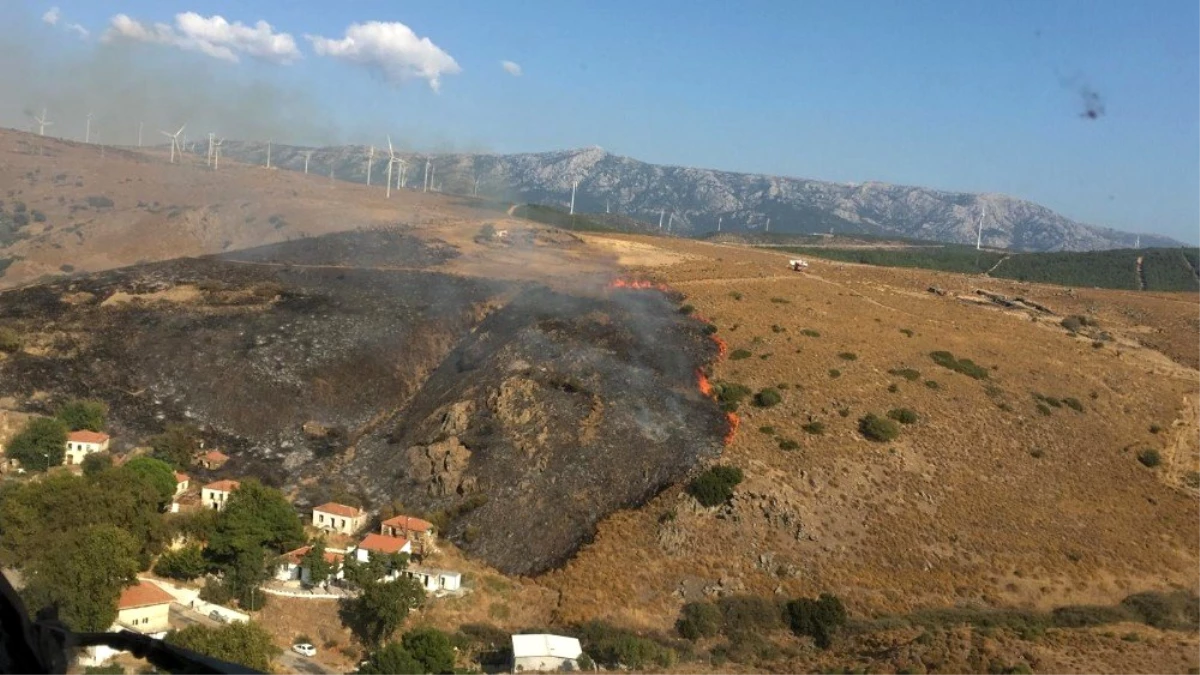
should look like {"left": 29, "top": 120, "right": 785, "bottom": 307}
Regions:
{"left": 213, "top": 142, "right": 1181, "bottom": 252}
{"left": 778, "top": 244, "right": 1200, "bottom": 292}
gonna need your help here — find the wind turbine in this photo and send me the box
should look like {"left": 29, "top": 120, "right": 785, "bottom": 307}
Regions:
{"left": 265, "top": 140, "right": 272, "bottom": 169}
{"left": 717, "top": 216, "right": 722, "bottom": 232}
{"left": 160, "top": 125, "right": 185, "bottom": 163}
{"left": 366, "top": 146, "right": 375, "bottom": 186}
{"left": 569, "top": 180, "right": 578, "bottom": 215}
{"left": 212, "top": 138, "right": 223, "bottom": 170}
{"left": 423, "top": 158, "right": 431, "bottom": 193}
{"left": 206, "top": 133, "right": 215, "bottom": 167}
{"left": 765, "top": 217, "right": 770, "bottom": 233}
{"left": 474, "top": 174, "right": 480, "bottom": 197}
{"left": 975, "top": 204, "right": 986, "bottom": 250}
{"left": 385, "top": 136, "right": 398, "bottom": 199}
{"left": 430, "top": 164, "right": 436, "bottom": 192}
{"left": 84, "top": 112, "right": 93, "bottom": 143}
{"left": 303, "top": 150, "right": 312, "bottom": 174}
{"left": 658, "top": 209, "right": 665, "bottom": 230}
{"left": 667, "top": 212, "right": 674, "bottom": 232}
{"left": 32, "top": 108, "right": 52, "bottom": 136}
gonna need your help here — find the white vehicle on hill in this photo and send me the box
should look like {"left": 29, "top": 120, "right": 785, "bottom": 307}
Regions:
{"left": 788, "top": 259, "right": 810, "bottom": 271}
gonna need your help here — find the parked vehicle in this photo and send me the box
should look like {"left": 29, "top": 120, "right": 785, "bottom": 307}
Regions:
{"left": 292, "top": 643, "right": 317, "bottom": 658}
{"left": 208, "top": 610, "right": 227, "bottom": 623}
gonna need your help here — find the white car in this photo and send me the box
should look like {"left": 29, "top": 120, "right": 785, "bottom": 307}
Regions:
{"left": 292, "top": 643, "right": 317, "bottom": 658}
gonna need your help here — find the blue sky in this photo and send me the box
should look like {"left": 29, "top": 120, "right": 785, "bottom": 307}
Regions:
{"left": 8, "top": 0, "right": 1199, "bottom": 242}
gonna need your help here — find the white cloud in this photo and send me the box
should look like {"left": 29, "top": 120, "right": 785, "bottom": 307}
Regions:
{"left": 307, "top": 21, "right": 460, "bottom": 92}
{"left": 66, "top": 23, "right": 89, "bottom": 38}
{"left": 42, "top": 6, "right": 60, "bottom": 25}
{"left": 102, "top": 12, "right": 300, "bottom": 64}
{"left": 500, "top": 60, "right": 522, "bottom": 77}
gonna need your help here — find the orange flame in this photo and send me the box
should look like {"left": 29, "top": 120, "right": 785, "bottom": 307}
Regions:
{"left": 712, "top": 336, "right": 729, "bottom": 359}
{"left": 724, "top": 412, "right": 740, "bottom": 445}
{"left": 696, "top": 371, "right": 713, "bottom": 397}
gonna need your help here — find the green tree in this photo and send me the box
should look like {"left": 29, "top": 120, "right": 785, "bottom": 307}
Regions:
{"left": 676, "top": 601, "right": 722, "bottom": 640}
{"left": 81, "top": 452, "right": 112, "bottom": 476}
{"left": 121, "top": 457, "right": 177, "bottom": 507}
{"left": 55, "top": 399, "right": 108, "bottom": 432}
{"left": 785, "top": 593, "right": 847, "bottom": 649}
{"left": 149, "top": 424, "right": 202, "bottom": 469}
{"left": 858, "top": 413, "right": 900, "bottom": 442}
{"left": 24, "top": 525, "right": 139, "bottom": 632}
{"left": 154, "top": 545, "right": 208, "bottom": 581}
{"left": 207, "top": 479, "right": 305, "bottom": 561}
{"left": 340, "top": 577, "right": 425, "bottom": 647}
{"left": 0, "top": 473, "right": 96, "bottom": 564}
{"left": 226, "top": 545, "right": 271, "bottom": 611}
{"left": 91, "top": 466, "right": 171, "bottom": 561}
{"left": 686, "top": 465, "right": 744, "bottom": 507}
{"left": 402, "top": 627, "right": 456, "bottom": 674}
{"left": 301, "top": 538, "right": 333, "bottom": 587}
{"left": 6, "top": 417, "right": 68, "bottom": 471}
{"left": 358, "top": 641, "right": 424, "bottom": 675}
{"left": 166, "top": 621, "right": 280, "bottom": 672}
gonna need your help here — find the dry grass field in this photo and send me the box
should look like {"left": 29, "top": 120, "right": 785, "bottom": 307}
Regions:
{"left": 0, "top": 129, "right": 1195, "bottom": 672}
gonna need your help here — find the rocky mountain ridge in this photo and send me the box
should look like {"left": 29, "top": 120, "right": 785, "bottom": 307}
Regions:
{"left": 214, "top": 142, "right": 1180, "bottom": 252}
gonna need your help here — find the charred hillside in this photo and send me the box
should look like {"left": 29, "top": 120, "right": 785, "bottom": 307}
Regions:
{"left": 0, "top": 229, "right": 729, "bottom": 575}
{"left": 346, "top": 285, "right": 727, "bottom": 575}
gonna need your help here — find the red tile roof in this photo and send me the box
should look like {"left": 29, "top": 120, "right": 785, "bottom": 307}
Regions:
{"left": 314, "top": 502, "right": 364, "bottom": 519}
{"left": 381, "top": 515, "right": 434, "bottom": 533}
{"left": 203, "top": 479, "right": 240, "bottom": 492}
{"left": 67, "top": 430, "right": 110, "bottom": 444}
{"left": 358, "top": 533, "right": 410, "bottom": 554}
{"left": 174, "top": 472, "right": 190, "bottom": 483}
{"left": 282, "top": 545, "right": 344, "bottom": 566}
{"left": 118, "top": 581, "right": 174, "bottom": 609}
{"left": 201, "top": 450, "right": 229, "bottom": 463}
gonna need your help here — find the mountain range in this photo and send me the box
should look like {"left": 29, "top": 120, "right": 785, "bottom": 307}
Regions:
{"left": 214, "top": 142, "right": 1180, "bottom": 252}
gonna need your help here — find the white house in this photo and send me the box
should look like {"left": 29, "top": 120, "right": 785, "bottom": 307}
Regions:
{"left": 116, "top": 581, "right": 174, "bottom": 636}
{"left": 79, "top": 581, "right": 175, "bottom": 668}
{"left": 276, "top": 545, "right": 345, "bottom": 584}
{"left": 201, "top": 479, "right": 239, "bottom": 511}
{"left": 173, "top": 471, "right": 190, "bottom": 496}
{"left": 511, "top": 634, "right": 583, "bottom": 673}
{"left": 64, "top": 430, "right": 110, "bottom": 465}
{"left": 312, "top": 502, "right": 367, "bottom": 535}
{"left": 406, "top": 566, "right": 462, "bottom": 593}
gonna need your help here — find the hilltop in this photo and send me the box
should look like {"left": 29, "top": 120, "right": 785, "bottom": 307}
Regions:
{"left": 0, "top": 127, "right": 1196, "bottom": 673}
{"left": 212, "top": 142, "right": 1183, "bottom": 252}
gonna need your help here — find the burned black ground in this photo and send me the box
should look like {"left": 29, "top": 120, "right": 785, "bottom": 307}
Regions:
{"left": 0, "top": 230, "right": 727, "bottom": 574}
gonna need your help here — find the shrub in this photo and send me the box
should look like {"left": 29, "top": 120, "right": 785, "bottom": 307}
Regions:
{"left": 929, "top": 351, "right": 989, "bottom": 379}
{"left": 859, "top": 414, "right": 900, "bottom": 442}
{"left": 1063, "top": 397, "right": 1084, "bottom": 412}
{"left": 887, "top": 383, "right": 899, "bottom": 393}
{"left": 0, "top": 326, "right": 21, "bottom": 353}
{"left": 11, "top": 213, "right": 27, "bottom": 227}
{"left": 713, "top": 381, "right": 752, "bottom": 412}
{"left": 1149, "top": 424, "right": 1162, "bottom": 434}
{"left": 730, "top": 349, "right": 752, "bottom": 360}
{"left": 754, "top": 388, "right": 782, "bottom": 407}
{"left": 769, "top": 297, "right": 790, "bottom": 304}
{"left": 828, "top": 369, "right": 841, "bottom": 379}
{"left": 1137, "top": 449, "right": 1161, "bottom": 468}
{"left": 1120, "top": 590, "right": 1200, "bottom": 630}
{"left": 801, "top": 329, "right": 821, "bottom": 337}
{"left": 676, "top": 601, "right": 722, "bottom": 640}
{"left": 199, "top": 578, "right": 234, "bottom": 605}
{"left": 1029, "top": 448, "right": 1045, "bottom": 459}
{"left": 801, "top": 421, "right": 825, "bottom": 435}
{"left": 56, "top": 399, "right": 108, "bottom": 432}
{"left": 778, "top": 438, "right": 799, "bottom": 451}
{"left": 837, "top": 352, "right": 857, "bottom": 361}
{"left": 718, "top": 595, "right": 785, "bottom": 634}
{"left": 758, "top": 426, "right": 776, "bottom": 435}
{"left": 889, "top": 368, "right": 921, "bottom": 381}
{"left": 786, "top": 593, "right": 847, "bottom": 649}
{"left": 837, "top": 407, "right": 850, "bottom": 417}
{"left": 31, "top": 210, "right": 46, "bottom": 223}
{"left": 702, "top": 323, "right": 718, "bottom": 335}
{"left": 899, "top": 328, "right": 914, "bottom": 337}
{"left": 887, "top": 408, "right": 919, "bottom": 425}
{"left": 86, "top": 196, "right": 115, "bottom": 208}
{"left": 730, "top": 292, "right": 743, "bottom": 300}
{"left": 576, "top": 620, "right": 676, "bottom": 670}
{"left": 771, "top": 324, "right": 785, "bottom": 333}
{"left": 679, "top": 304, "right": 695, "bottom": 315}
{"left": 687, "top": 465, "right": 744, "bottom": 507}
{"left": 924, "top": 380, "right": 939, "bottom": 389}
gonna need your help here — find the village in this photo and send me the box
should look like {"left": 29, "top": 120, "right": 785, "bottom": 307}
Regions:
{"left": 0, "top": 404, "right": 588, "bottom": 674}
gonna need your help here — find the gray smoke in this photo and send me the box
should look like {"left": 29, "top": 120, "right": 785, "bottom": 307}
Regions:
{"left": 0, "top": 10, "right": 343, "bottom": 147}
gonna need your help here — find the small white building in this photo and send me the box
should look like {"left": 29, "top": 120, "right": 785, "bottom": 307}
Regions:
{"left": 355, "top": 533, "right": 412, "bottom": 563}
{"left": 312, "top": 502, "right": 367, "bottom": 535}
{"left": 406, "top": 566, "right": 462, "bottom": 593}
{"left": 380, "top": 514, "right": 437, "bottom": 555}
{"left": 173, "top": 471, "right": 190, "bottom": 496}
{"left": 116, "top": 581, "right": 174, "bottom": 636}
{"left": 201, "top": 479, "right": 239, "bottom": 511}
{"left": 511, "top": 634, "right": 583, "bottom": 673}
{"left": 276, "top": 545, "right": 345, "bottom": 584}
{"left": 64, "top": 430, "right": 110, "bottom": 465}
